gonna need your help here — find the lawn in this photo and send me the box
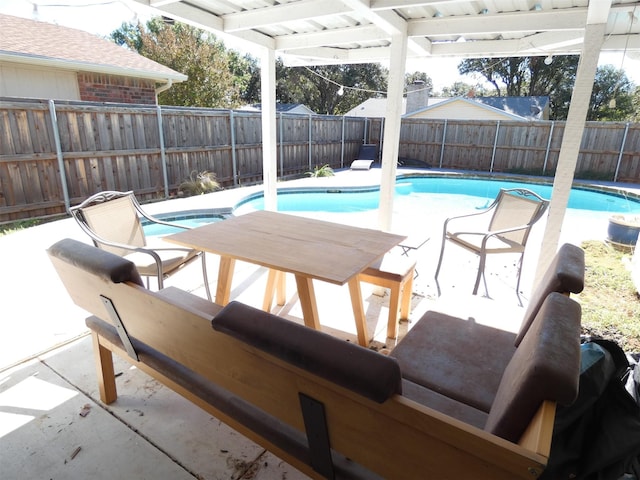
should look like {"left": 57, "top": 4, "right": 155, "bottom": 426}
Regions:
{"left": 579, "top": 240, "right": 640, "bottom": 353}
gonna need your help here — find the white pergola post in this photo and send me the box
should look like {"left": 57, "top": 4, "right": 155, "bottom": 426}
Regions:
{"left": 534, "top": 20, "right": 608, "bottom": 283}
{"left": 260, "top": 47, "right": 278, "bottom": 212}
{"left": 378, "top": 32, "right": 408, "bottom": 232}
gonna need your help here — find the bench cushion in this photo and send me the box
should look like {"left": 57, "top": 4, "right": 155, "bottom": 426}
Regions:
{"left": 485, "top": 292, "right": 581, "bottom": 442}
{"left": 402, "top": 380, "right": 487, "bottom": 429}
{"left": 515, "top": 243, "right": 584, "bottom": 346}
{"left": 212, "top": 301, "right": 402, "bottom": 403}
{"left": 391, "top": 311, "right": 516, "bottom": 412}
{"left": 48, "top": 238, "right": 144, "bottom": 286}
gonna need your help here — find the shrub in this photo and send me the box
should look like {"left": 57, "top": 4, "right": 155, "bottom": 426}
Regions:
{"left": 179, "top": 171, "right": 221, "bottom": 196}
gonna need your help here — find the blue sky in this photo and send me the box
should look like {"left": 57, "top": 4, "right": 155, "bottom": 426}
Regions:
{"left": 1, "top": 0, "right": 638, "bottom": 92}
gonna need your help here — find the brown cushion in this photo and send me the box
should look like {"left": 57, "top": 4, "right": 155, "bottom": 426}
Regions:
{"left": 485, "top": 292, "right": 581, "bottom": 442}
{"left": 402, "top": 380, "right": 488, "bottom": 430}
{"left": 390, "top": 311, "right": 516, "bottom": 412}
{"left": 47, "top": 238, "right": 144, "bottom": 286}
{"left": 212, "top": 301, "right": 402, "bottom": 403}
{"left": 515, "top": 243, "right": 584, "bottom": 346}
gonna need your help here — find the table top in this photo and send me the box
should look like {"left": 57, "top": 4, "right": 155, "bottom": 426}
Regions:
{"left": 165, "top": 210, "right": 406, "bottom": 285}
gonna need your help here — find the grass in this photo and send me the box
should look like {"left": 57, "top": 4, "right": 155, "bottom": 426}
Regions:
{"left": 579, "top": 240, "right": 640, "bottom": 352}
{"left": 0, "top": 219, "right": 43, "bottom": 236}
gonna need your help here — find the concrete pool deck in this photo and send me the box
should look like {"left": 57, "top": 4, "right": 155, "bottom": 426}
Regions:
{"left": 2, "top": 167, "right": 637, "bottom": 479}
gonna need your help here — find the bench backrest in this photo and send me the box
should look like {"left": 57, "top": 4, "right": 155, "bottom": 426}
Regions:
{"left": 516, "top": 243, "right": 585, "bottom": 346}
{"left": 486, "top": 292, "right": 581, "bottom": 442}
{"left": 212, "top": 301, "right": 402, "bottom": 403}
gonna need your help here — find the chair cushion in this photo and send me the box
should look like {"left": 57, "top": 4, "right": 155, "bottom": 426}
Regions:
{"left": 485, "top": 292, "right": 581, "bottom": 442}
{"left": 390, "top": 310, "right": 517, "bottom": 412}
{"left": 47, "top": 238, "right": 144, "bottom": 286}
{"left": 212, "top": 301, "right": 402, "bottom": 403}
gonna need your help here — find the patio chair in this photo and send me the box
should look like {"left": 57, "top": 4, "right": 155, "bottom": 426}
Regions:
{"left": 69, "top": 190, "right": 211, "bottom": 300}
{"left": 434, "top": 188, "right": 549, "bottom": 300}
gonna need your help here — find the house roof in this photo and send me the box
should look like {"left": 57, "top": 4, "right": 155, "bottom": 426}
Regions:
{"left": 473, "top": 96, "right": 550, "bottom": 120}
{"left": 0, "top": 14, "right": 187, "bottom": 83}
{"left": 244, "top": 103, "right": 316, "bottom": 114}
{"left": 405, "top": 96, "right": 530, "bottom": 121}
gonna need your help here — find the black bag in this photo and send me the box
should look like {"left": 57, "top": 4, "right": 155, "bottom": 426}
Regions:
{"left": 541, "top": 338, "right": 640, "bottom": 480}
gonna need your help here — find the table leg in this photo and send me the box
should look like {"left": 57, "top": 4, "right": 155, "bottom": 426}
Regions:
{"left": 263, "top": 269, "right": 287, "bottom": 311}
{"left": 216, "top": 257, "right": 235, "bottom": 305}
{"left": 294, "top": 275, "right": 321, "bottom": 331}
{"left": 347, "top": 278, "right": 369, "bottom": 347}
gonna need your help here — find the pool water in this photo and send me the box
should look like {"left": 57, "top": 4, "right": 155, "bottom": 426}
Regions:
{"left": 234, "top": 176, "right": 640, "bottom": 215}
{"left": 144, "top": 176, "right": 640, "bottom": 236}
{"left": 142, "top": 213, "right": 225, "bottom": 237}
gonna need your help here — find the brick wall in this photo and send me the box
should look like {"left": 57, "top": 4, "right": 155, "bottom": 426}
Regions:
{"left": 77, "top": 72, "right": 157, "bottom": 104}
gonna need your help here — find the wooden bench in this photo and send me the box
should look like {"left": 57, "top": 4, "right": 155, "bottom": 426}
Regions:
{"left": 48, "top": 238, "right": 582, "bottom": 480}
{"left": 359, "top": 253, "right": 416, "bottom": 339}
{"left": 263, "top": 253, "right": 416, "bottom": 342}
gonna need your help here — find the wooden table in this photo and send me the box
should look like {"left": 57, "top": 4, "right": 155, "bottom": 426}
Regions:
{"left": 165, "top": 210, "right": 405, "bottom": 346}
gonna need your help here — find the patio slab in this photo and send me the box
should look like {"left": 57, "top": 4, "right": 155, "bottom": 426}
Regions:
{"left": 1, "top": 337, "right": 310, "bottom": 480}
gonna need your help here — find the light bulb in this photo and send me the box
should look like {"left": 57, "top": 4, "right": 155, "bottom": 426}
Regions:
{"left": 337, "top": 86, "right": 344, "bottom": 96}
{"left": 544, "top": 55, "right": 553, "bottom": 65}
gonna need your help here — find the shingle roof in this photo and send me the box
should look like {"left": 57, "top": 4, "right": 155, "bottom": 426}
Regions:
{"left": 0, "top": 14, "right": 186, "bottom": 82}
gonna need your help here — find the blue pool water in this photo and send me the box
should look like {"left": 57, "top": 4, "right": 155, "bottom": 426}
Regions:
{"left": 234, "top": 176, "right": 640, "bottom": 215}
{"left": 142, "top": 213, "right": 225, "bottom": 236}
{"left": 144, "top": 176, "right": 640, "bottom": 236}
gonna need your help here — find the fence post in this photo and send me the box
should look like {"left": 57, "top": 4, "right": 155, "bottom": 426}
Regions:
{"left": 542, "top": 121, "right": 555, "bottom": 175}
{"left": 363, "top": 118, "right": 368, "bottom": 144}
{"left": 48, "top": 100, "right": 70, "bottom": 211}
{"left": 490, "top": 120, "right": 500, "bottom": 173}
{"left": 308, "top": 114, "right": 313, "bottom": 170}
{"left": 156, "top": 105, "right": 169, "bottom": 198}
{"left": 230, "top": 110, "right": 238, "bottom": 186}
{"left": 279, "top": 112, "right": 284, "bottom": 178}
{"left": 614, "top": 122, "right": 630, "bottom": 182}
{"left": 439, "top": 119, "right": 447, "bottom": 168}
{"left": 341, "top": 116, "right": 345, "bottom": 168}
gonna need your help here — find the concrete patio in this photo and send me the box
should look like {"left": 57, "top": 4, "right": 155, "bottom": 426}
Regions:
{"left": 0, "top": 169, "right": 616, "bottom": 479}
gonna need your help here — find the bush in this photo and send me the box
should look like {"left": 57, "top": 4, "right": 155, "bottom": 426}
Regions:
{"left": 179, "top": 171, "right": 221, "bottom": 196}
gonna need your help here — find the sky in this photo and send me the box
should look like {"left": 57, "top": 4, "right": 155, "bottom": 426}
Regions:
{"left": 1, "top": 0, "right": 638, "bottom": 93}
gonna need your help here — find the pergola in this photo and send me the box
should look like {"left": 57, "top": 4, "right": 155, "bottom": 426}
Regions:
{"left": 135, "top": 0, "right": 640, "bottom": 281}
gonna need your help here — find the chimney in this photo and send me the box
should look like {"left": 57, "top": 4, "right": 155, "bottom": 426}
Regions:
{"left": 406, "top": 80, "right": 429, "bottom": 114}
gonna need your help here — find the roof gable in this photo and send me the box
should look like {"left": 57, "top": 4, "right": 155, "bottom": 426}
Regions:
{"left": 404, "top": 97, "right": 528, "bottom": 121}
{"left": 0, "top": 14, "right": 186, "bottom": 82}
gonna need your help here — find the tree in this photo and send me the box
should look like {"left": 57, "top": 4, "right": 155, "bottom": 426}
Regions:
{"left": 588, "top": 65, "right": 635, "bottom": 121}
{"left": 457, "top": 56, "right": 636, "bottom": 121}
{"left": 275, "top": 62, "right": 388, "bottom": 115}
{"left": 439, "top": 81, "right": 489, "bottom": 97}
{"left": 110, "top": 19, "right": 258, "bottom": 108}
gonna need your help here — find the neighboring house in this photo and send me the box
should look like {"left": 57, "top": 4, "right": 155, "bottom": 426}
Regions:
{"left": 0, "top": 14, "right": 186, "bottom": 104}
{"left": 242, "top": 103, "right": 316, "bottom": 115}
{"left": 346, "top": 94, "right": 550, "bottom": 121}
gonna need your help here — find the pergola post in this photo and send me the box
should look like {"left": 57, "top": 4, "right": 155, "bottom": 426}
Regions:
{"left": 378, "top": 32, "right": 408, "bottom": 232}
{"left": 534, "top": 20, "right": 608, "bottom": 285}
{"left": 260, "top": 46, "right": 278, "bottom": 212}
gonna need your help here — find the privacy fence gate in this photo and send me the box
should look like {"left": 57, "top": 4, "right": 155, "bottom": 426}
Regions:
{"left": 1, "top": 97, "right": 639, "bottom": 223}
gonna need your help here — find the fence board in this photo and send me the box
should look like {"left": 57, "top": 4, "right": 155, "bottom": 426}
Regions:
{"left": 1, "top": 97, "right": 638, "bottom": 223}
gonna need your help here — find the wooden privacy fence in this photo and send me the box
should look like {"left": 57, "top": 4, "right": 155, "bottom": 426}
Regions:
{"left": 1, "top": 97, "right": 639, "bottom": 223}
{"left": 366, "top": 117, "right": 640, "bottom": 182}
{"left": 0, "top": 98, "right": 366, "bottom": 222}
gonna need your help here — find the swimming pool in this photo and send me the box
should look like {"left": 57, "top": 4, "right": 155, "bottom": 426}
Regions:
{"left": 144, "top": 175, "right": 640, "bottom": 236}
{"left": 233, "top": 176, "right": 640, "bottom": 215}
{"left": 142, "top": 211, "right": 226, "bottom": 236}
